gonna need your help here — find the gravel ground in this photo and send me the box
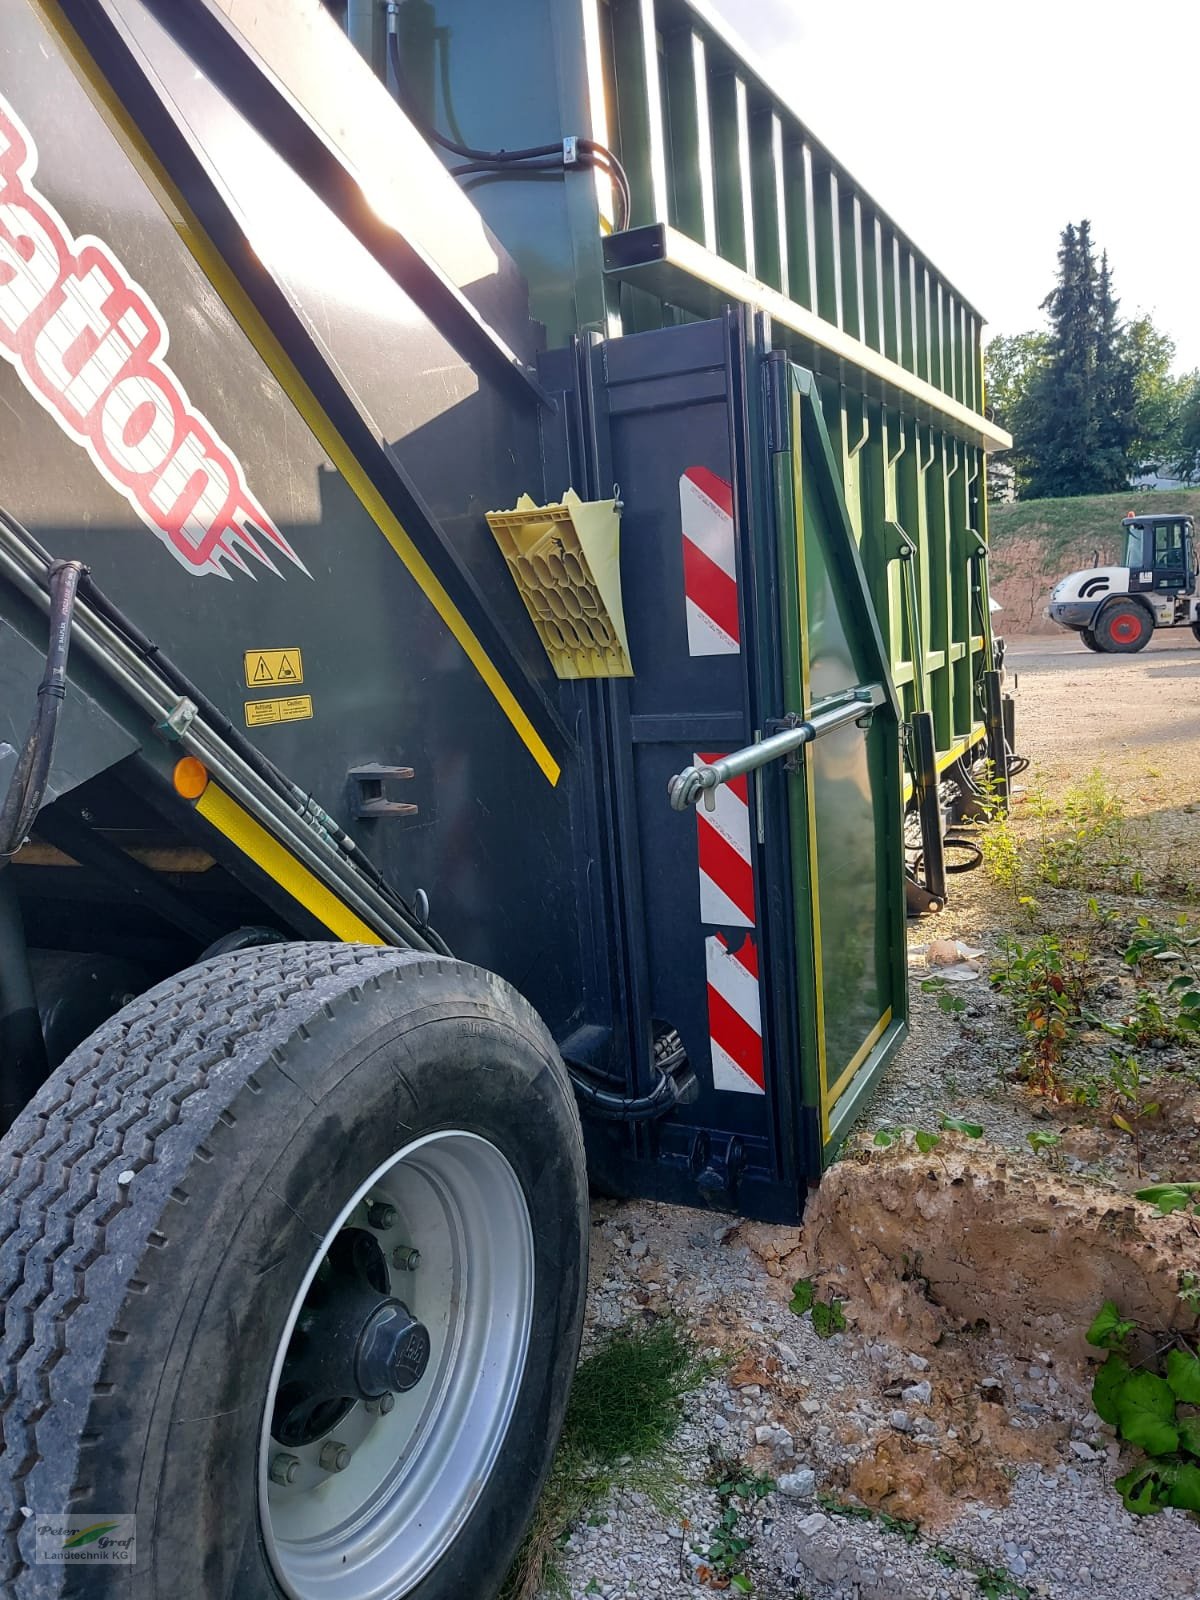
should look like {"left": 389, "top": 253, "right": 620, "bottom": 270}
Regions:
{"left": 539, "top": 631, "right": 1200, "bottom": 1600}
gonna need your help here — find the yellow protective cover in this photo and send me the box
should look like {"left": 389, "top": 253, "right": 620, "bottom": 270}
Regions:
{"left": 485, "top": 490, "right": 633, "bottom": 678}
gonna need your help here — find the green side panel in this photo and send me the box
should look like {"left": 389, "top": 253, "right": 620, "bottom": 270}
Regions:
{"left": 776, "top": 368, "right": 908, "bottom": 1156}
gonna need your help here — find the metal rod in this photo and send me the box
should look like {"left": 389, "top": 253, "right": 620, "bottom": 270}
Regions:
{"left": 0, "top": 530, "right": 432, "bottom": 950}
{"left": 668, "top": 687, "right": 879, "bottom": 811}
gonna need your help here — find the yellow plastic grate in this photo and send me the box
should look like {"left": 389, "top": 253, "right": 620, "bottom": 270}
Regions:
{"left": 486, "top": 490, "right": 633, "bottom": 679}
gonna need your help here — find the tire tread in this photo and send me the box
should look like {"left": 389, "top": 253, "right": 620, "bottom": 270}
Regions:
{"left": 0, "top": 943, "right": 475, "bottom": 1591}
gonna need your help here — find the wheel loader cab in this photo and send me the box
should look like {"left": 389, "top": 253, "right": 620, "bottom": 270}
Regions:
{"left": 1123, "top": 514, "right": 1195, "bottom": 594}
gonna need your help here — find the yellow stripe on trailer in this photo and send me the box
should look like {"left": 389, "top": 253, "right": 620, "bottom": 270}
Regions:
{"left": 36, "top": 0, "right": 560, "bottom": 788}
{"left": 822, "top": 1008, "right": 893, "bottom": 1117}
{"left": 901, "top": 724, "right": 987, "bottom": 803}
{"left": 196, "top": 784, "right": 385, "bottom": 946}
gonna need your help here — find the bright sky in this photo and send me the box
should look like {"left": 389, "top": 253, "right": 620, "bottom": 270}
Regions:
{"left": 711, "top": 0, "right": 1200, "bottom": 373}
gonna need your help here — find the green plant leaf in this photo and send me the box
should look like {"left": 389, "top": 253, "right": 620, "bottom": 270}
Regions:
{"left": 1092, "top": 1351, "right": 1131, "bottom": 1425}
{"left": 1178, "top": 1417, "right": 1200, "bottom": 1460}
{"left": 1166, "top": 1461, "right": 1200, "bottom": 1513}
{"left": 811, "top": 1299, "right": 847, "bottom": 1340}
{"left": 730, "top": 1577, "right": 753, "bottom": 1594}
{"left": 1114, "top": 1462, "right": 1164, "bottom": 1516}
{"left": 914, "top": 1130, "right": 941, "bottom": 1154}
{"left": 1115, "top": 1372, "right": 1180, "bottom": 1456}
{"left": 1026, "top": 1130, "right": 1062, "bottom": 1154}
{"left": 1136, "top": 1183, "right": 1200, "bottom": 1216}
{"left": 873, "top": 1129, "right": 897, "bottom": 1148}
{"left": 1166, "top": 1348, "right": 1200, "bottom": 1404}
{"left": 789, "top": 1279, "right": 815, "bottom": 1316}
{"left": 939, "top": 1116, "right": 984, "bottom": 1138}
{"left": 1086, "top": 1302, "right": 1136, "bottom": 1351}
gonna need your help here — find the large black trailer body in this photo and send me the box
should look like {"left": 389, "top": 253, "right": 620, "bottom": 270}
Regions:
{"left": 0, "top": 4, "right": 1006, "bottom": 1597}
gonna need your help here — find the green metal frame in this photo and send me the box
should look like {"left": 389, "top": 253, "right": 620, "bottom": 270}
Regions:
{"left": 351, "top": 0, "right": 1009, "bottom": 785}
{"left": 772, "top": 365, "right": 908, "bottom": 1157}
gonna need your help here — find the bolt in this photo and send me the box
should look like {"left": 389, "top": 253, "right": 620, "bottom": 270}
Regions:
{"left": 366, "top": 1201, "right": 398, "bottom": 1231}
{"left": 391, "top": 1246, "right": 420, "bottom": 1271}
{"left": 318, "top": 1440, "right": 352, "bottom": 1473}
{"left": 270, "top": 1452, "right": 301, "bottom": 1487}
{"left": 365, "top": 1392, "right": 396, "bottom": 1416}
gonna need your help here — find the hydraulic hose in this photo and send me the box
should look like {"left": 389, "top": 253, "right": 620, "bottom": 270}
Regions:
{"left": 564, "top": 1031, "right": 696, "bottom": 1123}
{"left": 0, "top": 508, "right": 450, "bottom": 956}
{"left": 0, "top": 558, "right": 85, "bottom": 865}
{"left": 386, "top": 31, "right": 631, "bottom": 231}
{"left": 566, "top": 1062, "right": 683, "bottom": 1123}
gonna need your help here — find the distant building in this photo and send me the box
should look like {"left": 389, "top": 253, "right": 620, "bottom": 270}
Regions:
{"left": 1130, "top": 469, "right": 1190, "bottom": 492}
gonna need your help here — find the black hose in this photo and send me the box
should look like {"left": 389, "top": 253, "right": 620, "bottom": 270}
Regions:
{"left": 566, "top": 1062, "right": 683, "bottom": 1122}
{"left": 0, "top": 508, "right": 448, "bottom": 954}
{"left": 565, "top": 1031, "right": 695, "bottom": 1123}
{"left": 71, "top": 571, "right": 449, "bottom": 953}
{"left": 0, "top": 559, "right": 85, "bottom": 864}
{"left": 387, "top": 32, "right": 631, "bottom": 230}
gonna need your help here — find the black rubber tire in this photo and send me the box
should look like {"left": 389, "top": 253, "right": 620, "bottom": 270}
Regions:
{"left": 0, "top": 943, "right": 588, "bottom": 1600}
{"left": 1191, "top": 621, "right": 1200, "bottom": 646}
{"left": 1079, "top": 628, "right": 1104, "bottom": 653}
{"left": 1093, "top": 602, "right": 1153, "bottom": 653}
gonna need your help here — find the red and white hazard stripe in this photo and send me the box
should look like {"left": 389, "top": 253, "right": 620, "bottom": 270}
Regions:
{"left": 694, "top": 751, "right": 764, "bottom": 1095}
{"left": 680, "top": 466, "right": 739, "bottom": 655}
{"left": 705, "top": 933, "right": 764, "bottom": 1094}
{"left": 694, "top": 754, "right": 754, "bottom": 928}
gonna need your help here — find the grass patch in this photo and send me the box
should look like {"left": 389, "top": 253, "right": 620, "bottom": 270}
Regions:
{"left": 502, "top": 1319, "right": 717, "bottom": 1600}
{"left": 989, "top": 487, "right": 1200, "bottom": 572}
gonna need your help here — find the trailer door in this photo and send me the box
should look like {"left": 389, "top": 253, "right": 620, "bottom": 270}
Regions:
{"left": 542, "top": 316, "right": 907, "bottom": 1219}
{"left": 769, "top": 360, "right": 908, "bottom": 1155}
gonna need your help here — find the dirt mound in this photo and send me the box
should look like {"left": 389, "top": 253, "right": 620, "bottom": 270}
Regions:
{"left": 990, "top": 534, "right": 1119, "bottom": 635}
{"left": 796, "top": 1140, "right": 1200, "bottom": 1365}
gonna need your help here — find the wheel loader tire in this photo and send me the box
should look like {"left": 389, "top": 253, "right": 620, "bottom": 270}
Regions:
{"left": 0, "top": 943, "right": 588, "bottom": 1600}
{"left": 1094, "top": 603, "right": 1152, "bottom": 653}
{"left": 1079, "top": 628, "right": 1103, "bottom": 652}
{"left": 1191, "top": 621, "right": 1200, "bottom": 645}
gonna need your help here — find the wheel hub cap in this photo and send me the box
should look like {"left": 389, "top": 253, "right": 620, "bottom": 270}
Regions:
{"left": 259, "top": 1130, "right": 535, "bottom": 1600}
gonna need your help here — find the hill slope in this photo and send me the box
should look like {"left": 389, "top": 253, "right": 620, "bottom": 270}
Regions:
{"left": 987, "top": 488, "right": 1200, "bottom": 632}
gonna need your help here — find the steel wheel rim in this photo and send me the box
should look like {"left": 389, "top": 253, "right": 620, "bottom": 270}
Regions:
{"left": 259, "top": 1130, "right": 535, "bottom": 1600}
{"left": 1111, "top": 612, "right": 1141, "bottom": 643}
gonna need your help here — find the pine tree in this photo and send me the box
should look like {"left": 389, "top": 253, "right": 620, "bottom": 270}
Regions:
{"left": 1092, "top": 251, "right": 1137, "bottom": 490}
{"left": 1022, "top": 220, "right": 1101, "bottom": 498}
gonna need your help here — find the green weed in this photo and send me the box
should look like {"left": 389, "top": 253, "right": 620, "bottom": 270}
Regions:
{"left": 502, "top": 1320, "right": 716, "bottom": 1599}
{"left": 1087, "top": 1300, "right": 1200, "bottom": 1519}
{"left": 693, "top": 1468, "right": 774, "bottom": 1591}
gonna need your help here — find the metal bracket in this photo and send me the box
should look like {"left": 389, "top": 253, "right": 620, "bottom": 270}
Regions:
{"left": 156, "top": 696, "right": 198, "bottom": 742}
{"left": 347, "top": 763, "right": 417, "bottom": 821}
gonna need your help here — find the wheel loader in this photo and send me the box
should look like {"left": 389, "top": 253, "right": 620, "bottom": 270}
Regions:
{"left": 0, "top": 2, "right": 1011, "bottom": 1594}
{"left": 1045, "top": 511, "right": 1199, "bottom": 651}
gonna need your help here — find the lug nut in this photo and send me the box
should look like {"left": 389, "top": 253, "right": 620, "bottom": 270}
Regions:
{"left": 391, "top": 1246, "right": 420, "bottom": 1271}
{"left": 366, "top": 1201, "right": 398, "bottom": 1231}
{"left": 318, "top": 1440, "right": 352, "bottom": 1473}
{"left": 270, "top": 1452, "right": 301, "bottom": 1487}
{"left": 365, "top": 1392, "right": 396, "bottom": 1416}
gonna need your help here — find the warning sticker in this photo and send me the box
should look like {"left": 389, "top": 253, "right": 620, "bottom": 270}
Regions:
{"left": 244, "top": 649, "right": 304, "bottom": 687}
{"left": 245, "top": 695, "right": 313, "bottom": 727}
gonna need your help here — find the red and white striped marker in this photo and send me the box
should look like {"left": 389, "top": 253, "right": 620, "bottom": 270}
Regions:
{"left": 705, "top": 933, "right": 764, "bottom": 1094}
{"left": 694, "top": 752, "right": 764, "bottom": 1095}
{"left": 679, "top": 466, "right": 739, "bottom": 655}
{"left": 694, "top": 753, "right": 754, "bottom": 928}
